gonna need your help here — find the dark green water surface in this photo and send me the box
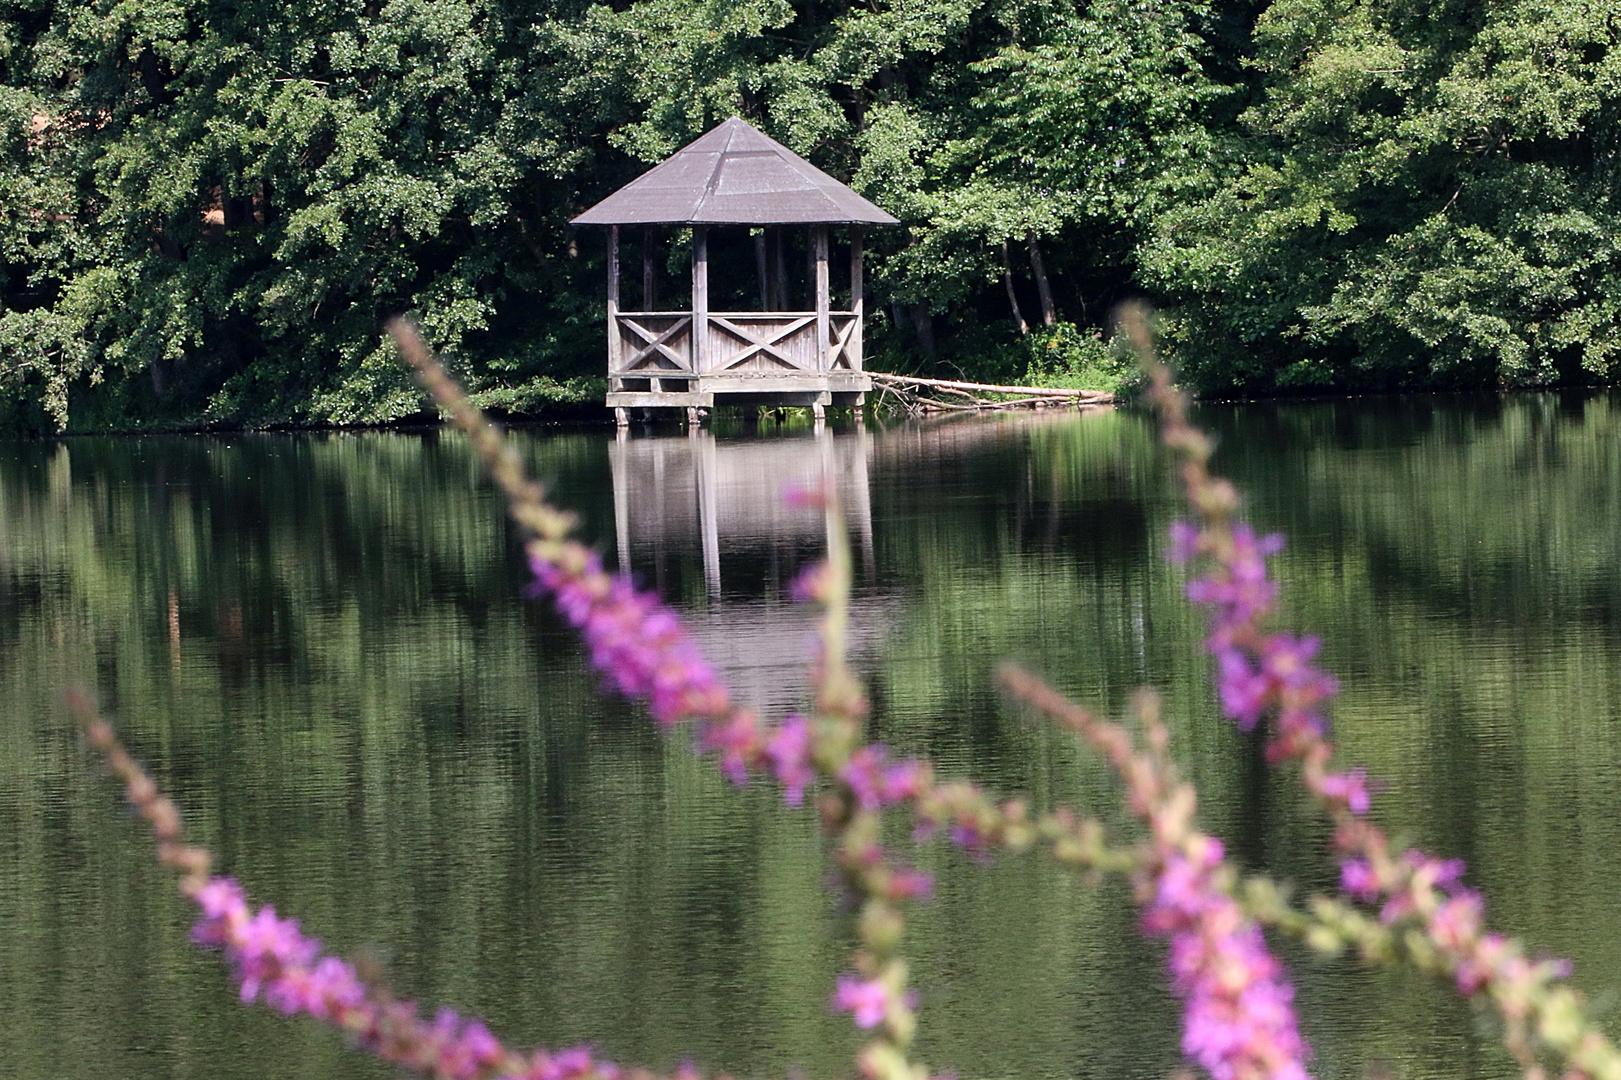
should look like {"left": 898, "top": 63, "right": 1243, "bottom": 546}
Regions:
{"left": 3, "top": 394, "right": 1619, "bottom": 1080}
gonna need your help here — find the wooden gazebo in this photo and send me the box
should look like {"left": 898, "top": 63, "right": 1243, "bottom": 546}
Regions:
{"left": 572, "top": 118, "right": 899, "bottom": 426}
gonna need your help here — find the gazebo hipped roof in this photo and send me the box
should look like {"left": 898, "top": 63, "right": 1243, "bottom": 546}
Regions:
{"left": 571, "top": 118, "right": 900, "bottom": 227}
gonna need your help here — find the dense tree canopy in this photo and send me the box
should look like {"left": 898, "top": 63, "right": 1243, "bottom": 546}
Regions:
{"left": 0, "top": 0, "right": 1617, "bottom": 430}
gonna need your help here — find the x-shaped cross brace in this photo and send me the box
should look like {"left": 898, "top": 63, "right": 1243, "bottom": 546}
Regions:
{"left": 826, "top": 318, "right": 857, "bottom": 369}
{"left": 712, "top": 316, "right": 816, "bottom": 371}
{"left": 618, "top": 315, "right": 693, "bottom": 371}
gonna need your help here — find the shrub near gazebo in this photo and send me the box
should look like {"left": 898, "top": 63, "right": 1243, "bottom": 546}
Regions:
{"left": 572, "top": 119, "right": 899, "bottom": 426}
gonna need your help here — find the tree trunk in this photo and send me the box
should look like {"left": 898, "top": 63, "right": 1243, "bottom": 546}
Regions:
{"left": 1003, "top": 240, "right": 1029, "bottom": 336}
{"left": 1028, "top": 234, "right": 1057, "bottom": 326}
{"left": 910, "top": 305, "right": 936, "bottom": 359}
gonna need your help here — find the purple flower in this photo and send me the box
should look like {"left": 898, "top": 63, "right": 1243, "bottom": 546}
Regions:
{"left": 790, "top": 561, "right": 833, "bottom": 604}
{"left": 888, "top": 867, "right": 934, "bottom": 901}
{"left": 1214, "top": 649, "right": 1269, "bottom": 730}
{"left": 1142, "top": 841, "right": 1312, "bottom": 1080}
{"left": 881, "top": 759, "right": 928, "bottom": 803}
{"left": 1339, "top": 859, "right": 1378, "bottom": 900}
{"left": 765, "top": 716, "right": 815, "bottom": 806}
{"left": 1317, "top": 770, "right": 1369, "bottom": 815}
{"left": 234, "top": 907, "right": 319, "bottom": 1003}
{"left": 832, "top": 975, "right": 889, "bottom": 1028}
{"left": 1184, "top": 525, "right": 1282, "bottom": 626}
{"left": 1167, "top": 520, "right": 1202, "bottom": 564}
{"left": 700, "top": 711, "right": 760, "bottom": 787}
{"left": 840, "top": 746, "right": 928, "bottom": 812}
{"left": 1430, "top": 890, "right": 1484, "bottom": 952}
{"left": 841, "top": 746, "right": 889, "bottom": 811}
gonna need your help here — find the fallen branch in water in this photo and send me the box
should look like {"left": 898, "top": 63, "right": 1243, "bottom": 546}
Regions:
{"left": 869, "top": 372, "right": 1114, "bottom": 400}
{"left": 866, "top": 372, "right": 1114, "bottom": 416}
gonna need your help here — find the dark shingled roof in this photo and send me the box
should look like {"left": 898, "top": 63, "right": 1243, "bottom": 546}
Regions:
{"left": 571, "top": 118, "right": 900, "bottom": 227}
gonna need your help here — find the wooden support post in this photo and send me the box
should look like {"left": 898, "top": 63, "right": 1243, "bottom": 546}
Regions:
{"left": 643, "top": 227, "right": 656, "bottom": 311}
{"left": 814, "top": 225, "right": 830, "bottom": 372}
{"left": 849, "top": 228, "right": 864, "bottom": 371}
{"left": 607, "top": 225, "right": 622, "bottom": 378}
{"left": 754, "top": 230, "right": 769, "bottom": 310}
{"left": 691, "top": 226, "right": 708, "bottom": 374}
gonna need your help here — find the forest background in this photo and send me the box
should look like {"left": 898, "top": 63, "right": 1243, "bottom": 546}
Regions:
{"left": 1, "top": 0, "right": 1618, "bottom": 432}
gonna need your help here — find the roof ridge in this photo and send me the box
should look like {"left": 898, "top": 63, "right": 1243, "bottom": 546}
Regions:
{"left": 571, "top": 118, "right": 900, "bottom": 227}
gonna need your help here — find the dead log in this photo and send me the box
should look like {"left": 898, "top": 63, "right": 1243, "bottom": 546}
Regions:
{"left": 869, "top": 372, "right": 1113, "bottom": 401}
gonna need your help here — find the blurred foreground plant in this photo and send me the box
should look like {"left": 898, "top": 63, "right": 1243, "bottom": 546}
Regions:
{"left": 68, "top": 314, "right": 1621, "bottom": 1080}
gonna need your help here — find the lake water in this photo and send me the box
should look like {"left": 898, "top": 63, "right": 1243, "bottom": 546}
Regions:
{"left": 2, "top": 394, "right": 1619, "bottom": 1080}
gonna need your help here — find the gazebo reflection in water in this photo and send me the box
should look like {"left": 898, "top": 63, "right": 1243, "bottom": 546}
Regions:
{"left": 608, "top": 425, "right": 883, "bottom": 714}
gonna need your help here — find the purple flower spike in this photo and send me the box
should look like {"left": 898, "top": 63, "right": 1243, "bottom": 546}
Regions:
{"left": 765, "top": 715, "right": 815, "bottom": 806}
{"left": 187, "top": 874, "right": 530, "bottom": 1079}
{"left": 1167, "top": 520, "right": 1202, "bottom": 564}
{"left": 1214, "top": 649, "right": 1269, "bottom": 730}
{"left": 839, "top": 746, "right": 929, "bottom": 812}
{"left": 832, "top": 975, "right": 889, "bottom": 1028}
{"left": 700, "top": 711, "right": 760, "bottom": 787}
{"left": 1339, "top": 859, "right": 1379, "bottom": 900}
{"left": 841, "top": 746, "right": 889, "bottom": 811}
{"left": 880, "top": 759, "right": 928, "bottom": 804}
{"left": 527, "top": 551, "right": 730, "bottom": 729}
{"left": 1143, "top": 841, "right": 1312, "bottom": 1080}
{"left": 1318, "top": 769, "right": 1369, "bottom": 815}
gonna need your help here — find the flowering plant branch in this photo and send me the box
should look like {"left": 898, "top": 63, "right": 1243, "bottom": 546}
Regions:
{"left": 65, "top": 690, "right": 679, "bottom": 1080}
{"left": 1118, "top": 302, "right": 1621, "bottom": 1080}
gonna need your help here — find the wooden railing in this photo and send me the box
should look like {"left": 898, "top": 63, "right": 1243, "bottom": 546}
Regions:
{"left": 610, "top": 311, "right": 861, "bottom": 380}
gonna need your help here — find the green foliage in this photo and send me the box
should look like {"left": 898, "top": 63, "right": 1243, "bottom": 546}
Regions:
{"left": 1022, "top": 322, "right": 1136, "bottom": 394}
{"left": 1, "top": 0, "right": 1618, "bottom": 428}
{"left": 1142, "top": 0, "right": 1621, "bottom": 393}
